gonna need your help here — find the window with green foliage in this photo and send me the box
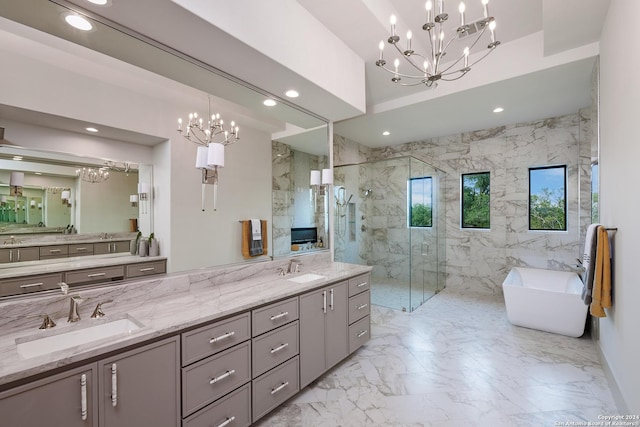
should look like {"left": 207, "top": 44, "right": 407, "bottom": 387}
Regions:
{"left": 461, "top": 172, "right": 490, "bottom": 229}
{"left": 529, "top": 165, "right": 567, "bottom": 231}
{"left": 409, "top": 177, "right": 432, "bottom": 227}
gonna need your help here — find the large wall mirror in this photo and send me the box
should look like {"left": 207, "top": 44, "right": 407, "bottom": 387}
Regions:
{"left": 0, "top": 0, "right": 331, "bottom": 285}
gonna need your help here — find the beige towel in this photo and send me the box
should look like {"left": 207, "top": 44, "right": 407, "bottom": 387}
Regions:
{"left": 590, "top": 226, "right": 612, "bottom": 317}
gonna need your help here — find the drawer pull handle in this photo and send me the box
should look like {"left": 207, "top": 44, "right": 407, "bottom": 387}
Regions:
{"left": 357, "top": 303, "right": 369, "bottom": 310}
{"left": 139, "top": 267, "right": 155, "bottom": 272}
{"left": 357, "top": 330, "right": 368, "bottom": 338}
{"left": 75, "top": 247, "right": 88, "bottom": 251}
{"left": 111, "top": 363, "right": 118, "bottom": 407}
{"left": 209, "top": 331, "right": 235, "bottom": 344}
{"left": 80, "top": 373, "right": 87, "bottom": 421}
{"left": 357, "top": 282, "right": 368, "bottom": 288}
{"left": 49, "top": 249, "right": 62, "bottom": 253}
{"left": 270, "top": 381, "right": 289, "bottom": 395}
{"left": 270, "top": 343, "right": 289, "bottom": 354}
{"left": 209, "top": 369, "right": 235, "bottom": 385}
{"left": 216, "top": 416, "right": 236, "bottom": 427}
{"left": 19, "top": 282, "right": 44, "bottom": 289}
{"left": 87, "top": 272, "right": 107, "bottom": 278}
{"left": 270, "top": 311, "right": 289, "bottom": 321}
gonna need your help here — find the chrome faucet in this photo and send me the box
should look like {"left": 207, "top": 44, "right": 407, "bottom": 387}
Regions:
{"left": 68, "top": 295, "right": 84, "bottom": 322}
{"left": 287, "top": 259, "right": 301, "bottom": 274}
{"left": 90, "top": 300, "right": 114, "bottom": 318}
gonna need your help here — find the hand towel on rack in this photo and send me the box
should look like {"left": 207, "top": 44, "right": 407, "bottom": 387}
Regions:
{"left": 581, "top": 223, "right": 600, "bottom": 304}
{"left": 590, "top": 226, "right": 612, "bottom": 318}
{"left": 241, "top": 220, "right": 268, "bottom": 259}
{"left": 251, "top": 219, "right": 262, "bottom": 240}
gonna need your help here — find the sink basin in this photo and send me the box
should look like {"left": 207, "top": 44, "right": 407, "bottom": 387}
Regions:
{"left": 16, "top": 316, "right": 143, "bottom": 359}
{"left": 287, "top": 273, "right": 326, "bottom": 283}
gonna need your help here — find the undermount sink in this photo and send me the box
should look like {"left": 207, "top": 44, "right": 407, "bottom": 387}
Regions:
{"left": 16, "top": 315, "right": 143, "bottom": 359}
{"left": 287, "top": 273, "right": 326, "bottom": 283}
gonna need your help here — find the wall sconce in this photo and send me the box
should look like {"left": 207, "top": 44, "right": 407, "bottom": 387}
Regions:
{"left": 195, "top": 143, "right": 224, "bottom": 211}
{"left": 30, "top": 200, "right": 36, "bottom": 209}
{"left": 138, "top": 182, "right": 149, "bottom": 214}
{"left": 38, "top": 202, "right": 42, "bottom": 210}
{"left": 0, "top": 196, "right": 6, "bottom": 206}
{"left": 130, "top": 194, "right": 139, "bottom": 207}
{"left": 310, "top": 168, "right": 333, "bottom": 196}
{"left": 61, "top": 190, "right": 72, "bottom": 207}
{"left": 10, "top": 172, "right": 24, "bottom": 196}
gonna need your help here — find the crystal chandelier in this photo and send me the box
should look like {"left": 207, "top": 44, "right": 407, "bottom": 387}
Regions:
{"left": 376, "top": 0, "right": 499, "bottom": 87}
{"left": 76, "top": 167, "right": 109, "bottom": 183}
{"left": 177, "top": 97, "right": 239, "bottom": 211}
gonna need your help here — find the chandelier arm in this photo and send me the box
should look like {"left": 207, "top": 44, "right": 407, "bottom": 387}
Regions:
{"left": 377, "top": 63, "right": 431, "bottom": 80}
{"left": 441, "top": 46, "right": 495, "bottom": 78}
{"left": 391, "top": 42, "right": 429, "bottom": 74}
{"left": 402, "top": 54, "right": 429, "bottom": 75}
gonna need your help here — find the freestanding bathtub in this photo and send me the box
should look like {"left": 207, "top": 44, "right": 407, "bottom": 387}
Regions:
{"left": 502, "top": 267, "right": 588, "bottom": 337}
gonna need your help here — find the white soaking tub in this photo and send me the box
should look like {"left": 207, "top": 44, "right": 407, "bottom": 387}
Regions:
{"left": 502, "top": 267, "right": 588, "bottom": 337}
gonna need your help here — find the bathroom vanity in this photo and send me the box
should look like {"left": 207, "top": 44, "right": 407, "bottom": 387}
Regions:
{"left": 0, "top": 256, "right": 371, "bottom": 427}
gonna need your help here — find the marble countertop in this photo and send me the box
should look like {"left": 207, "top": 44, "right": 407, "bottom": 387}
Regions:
{"left": 0, "top": 261, "right": 371, "bottom": 387}
{"left": 0, "top": 253, "right": 166, "bottom": 279}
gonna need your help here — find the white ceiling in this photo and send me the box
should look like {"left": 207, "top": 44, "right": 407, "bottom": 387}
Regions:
{"left": 0, "top": 0, "right": 610, "bottom": 150}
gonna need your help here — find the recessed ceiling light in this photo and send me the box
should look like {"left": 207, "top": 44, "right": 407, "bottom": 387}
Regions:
{"left": 86, "top": 127, "right": 98, "bottom": 132}
{"left": 382, "top": 131, "right": 390, "bottom": 136}
{"left": 12, "top": 156, "right": 23, "bottom": 161}
{"left": 35, "top": 172, "right": 42, "bottom": 175}
{"left": 263, "top": 99, "right": 277, "bottom": 107}
{"left": 86, "top": 0, "right": 109, "bottom": 5}
{"left": 285, "top": 90, "right": 299, "bottom": 98}
{"left": 493, "top": 107, "right": 504, "bottom": 113}
{"left": 64, "top": 14, "right": 93, "bottom": 31}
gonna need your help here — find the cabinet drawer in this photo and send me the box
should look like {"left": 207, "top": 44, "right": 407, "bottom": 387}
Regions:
{"left": 348, "top": 274, "right": 370, "bottom": 297}
{"left": 252, "top": 355, "right": 300, "bottom": 422}
{"left": 252, "top": 321, "right": 299, "bottom": 378}
{"left": 252, "top": 297, "right": 298, "bottom": 337}
{"left": 182, "top": 341, "right": 251, "bottom": 416}
{"left": 348, "top": 291, "right": 370, "bottom": 325}
{"left": 0, "top": 273, "right": 64, "bottom": 297}
{"left": 39, "top": 245, "right": 69, "bottom": 257}
{"left": 182, "top": 383, "right": 251, "bottom": 427}
{"left": 349, "top": 315, "right": 370, "bottom": 354}
{"left": 125, "top": 260, "right": 166, "bottom": 278}
{"left": 182, "top": 313, "right": 251, "bottom": 366}
{"left": 64, "top": 265, "right": 124, "bottom": 285}
{"left": 68, "top": 243, "right": 94, "bottom": 256}
{"left": 0, "top": 247, "right": 40, "bottom": 263}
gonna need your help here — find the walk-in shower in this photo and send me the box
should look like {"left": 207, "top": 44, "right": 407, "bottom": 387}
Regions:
{"left": 334, "top": 156, "right": 446, "bottom": 312}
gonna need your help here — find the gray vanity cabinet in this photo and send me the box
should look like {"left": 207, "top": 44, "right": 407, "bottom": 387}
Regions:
{"left": 94, "top": 241, "right": 130, "bottom": 255}
{"left": 98, "top": 336, "right": 180, "bottom": 427}
{"left": 0, "top": 364, "right": 99, "bottom": 427}
{"left": 299, "top": 280, "right": 348, "bottom": 389}
{"left": 0, "top": 246, "right": 39, "bottom": 263}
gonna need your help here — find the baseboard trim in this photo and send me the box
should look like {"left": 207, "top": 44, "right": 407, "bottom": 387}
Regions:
{"left": 595, "top": 341, "right": 629, "bottom": 413}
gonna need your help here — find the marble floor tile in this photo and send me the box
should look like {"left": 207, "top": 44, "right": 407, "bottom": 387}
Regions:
{"left": 254, "top": 288, "right": 618, "bottom": 426}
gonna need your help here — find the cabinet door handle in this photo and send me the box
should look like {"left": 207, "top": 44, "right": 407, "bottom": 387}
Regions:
{"left": 19, "top": 282, "right": 44, "bottom": 289}
{"left": 87, "top": 272, "right": 106, "bottom": 278}
{"left": 269, "top": 311, "right": 288, "bottom": 321}
{"left": 322, "top": 291, "right": 327, "bottom": 314}
{"left": 16, "top": 249, "right": 20, "bottom": 261}
{"left": 357, "top": 303, "right": 369, "bottom": 310}
{"left": 209, "top": 369, "right": 235, "bottom": 385}
{"left": 357, "top": 282, "right": 368, "bottom": 288}
{"left": 357, "top": 330, "right": 368, "bottom": 338}
{"left": 270, "top": 381, "right": 289, "bottom": 395}
{"left": 330, "top": 289, "right": 334, "bottom": 310}
{"left": 209, "top": 331, "right": 235, "bottom": 344}
{"left": 216, "top": 416, "right": 236, "bottom": 427}
{"left": 80, "top": 374, "right": 88, "bottom": 421}
{"left": 111, "top": 363, "right": 118, "bottom": 407}
{"left": 270, "top": 343, "right": 289, "bottom": 354}
{"left": 139, "top": 267, "right": 155, "bottom": 272}
{"left": 9, "top": 250, "right": 12, "bottom": 262}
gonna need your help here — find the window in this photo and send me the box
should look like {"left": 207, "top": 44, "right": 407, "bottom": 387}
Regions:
{"left": 461, "top": 172, "right": 490, "bottom": 229}
{"left": 409, "top": 177, "right": 432, "bottom": 227}
{"left": 529, "top": 165, "right": 567, "bottom": 231}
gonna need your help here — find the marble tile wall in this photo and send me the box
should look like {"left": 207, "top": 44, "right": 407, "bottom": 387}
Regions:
{"left": 335, "top": 110, "right": 594, "bottom": 294}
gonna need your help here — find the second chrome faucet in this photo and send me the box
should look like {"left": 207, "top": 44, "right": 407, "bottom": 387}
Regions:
{"left": 68, "top": 295, "right": 84, "bottom": 322}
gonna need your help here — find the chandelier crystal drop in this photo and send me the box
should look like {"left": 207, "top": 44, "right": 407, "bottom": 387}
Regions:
{"left": 376, "top": 0, "right": 500, "bottom": 88}
{"left": 76, "top": 167, "right": 109, "bottom": 183}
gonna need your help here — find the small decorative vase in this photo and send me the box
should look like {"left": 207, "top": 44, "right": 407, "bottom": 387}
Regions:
{"left": 130, "top": 239, "right": 138, "bottom": 255}
{"left": 138, "top": 240, "right": 148, "bottom": 257}
{"left": 149, "top": 239, "right": 159, "bottom": 257}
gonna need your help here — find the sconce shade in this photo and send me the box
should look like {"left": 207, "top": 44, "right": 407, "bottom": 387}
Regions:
{"left": 195, "top": 146, "right": 210, "bottom": 169}
{"left": 30, "top": 200, "right": 36, "bottom": 207}
{"left": 38, "top": 202, "right": 42, "bottom": 209}
{"left": 321, "top": 168, "right": 333, "bottom": 185}
{"left": 310, "top": 170, "right": 321, "bottom": 186}
{"left": 130, "top": 194, "right": 139, "bottom": 203}
{"left": 138, "top": 183, "right": 149, "bottom": 194}
{"left": 207, "top": 143, "right": 225, "bottom": 168}
{"left": 10, "top": 172, "right": 24, "bottom": 187}
{"left": 61, "top": 190, "right": 71, "bottom": 200}
{"left": 1, "top": 196, "right": 6, "bottom": 203}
